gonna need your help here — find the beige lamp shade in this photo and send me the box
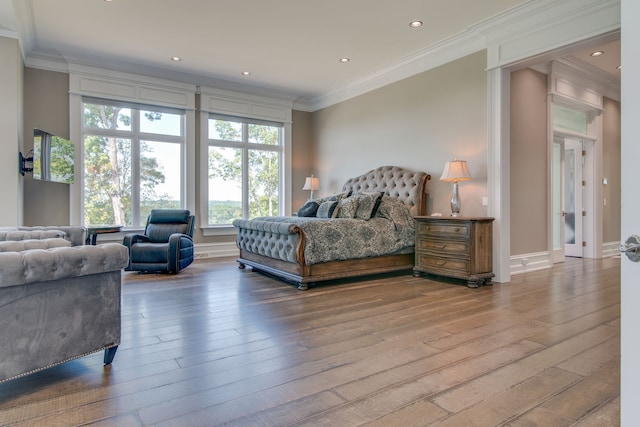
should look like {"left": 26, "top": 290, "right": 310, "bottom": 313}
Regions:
{"left": 440, "top": 159, "right": 472, "bottom": 183}
{"left": 302, "top": 175, "right": 320, "bottom": 199}
{"left": 302, "top": 175, "right": 321, "bottom": 191}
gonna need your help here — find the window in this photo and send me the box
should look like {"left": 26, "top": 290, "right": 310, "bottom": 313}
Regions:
{"left": 207, "top": 114, "right": 283, "bottom": 225}
{"left": 81, "top": 98, "right": 186, "bottom": 227}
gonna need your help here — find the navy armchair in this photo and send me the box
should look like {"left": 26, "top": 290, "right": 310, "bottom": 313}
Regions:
{"left": 123, "top": 209, "right": 195, "bottom": 273}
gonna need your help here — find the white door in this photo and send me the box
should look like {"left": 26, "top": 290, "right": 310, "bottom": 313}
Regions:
{"left": 564, "top": 138, "right": 583, "bottom": 257}
{"left": 552, "top": 137, "right": 565, "bottom": 263}
{"left": 621, "top": 0, "right": 640, "bottom": 423}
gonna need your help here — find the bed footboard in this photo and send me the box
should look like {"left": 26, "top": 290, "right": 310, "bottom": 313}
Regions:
{"left": 233, "top": 219, "right": 305, "bottom": 264}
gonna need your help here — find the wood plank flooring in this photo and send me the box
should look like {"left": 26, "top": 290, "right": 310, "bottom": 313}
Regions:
{"left": 0, "top": 256, "right": 620, "bottom": 426}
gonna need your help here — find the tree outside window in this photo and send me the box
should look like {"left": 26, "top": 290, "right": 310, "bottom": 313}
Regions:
{"left": 82, "top": 101, "right": 184, "bottom": 227}
{"left": 207, "top": 116, "right": 283, "bottom": 225}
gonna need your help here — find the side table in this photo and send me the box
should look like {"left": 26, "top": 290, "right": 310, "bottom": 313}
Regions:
{"left": 413, "top": 216, "right": 494, "bottom": 287}
{"left": 85, "top": 225, "right": 123, "bottom": 245}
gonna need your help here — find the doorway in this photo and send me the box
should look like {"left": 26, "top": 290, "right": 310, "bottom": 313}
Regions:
{"left": 553, "top": 136, "right": 585, "bottom": 260}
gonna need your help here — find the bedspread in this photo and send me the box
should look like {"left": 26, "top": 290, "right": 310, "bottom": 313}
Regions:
{"left": 234, "top": 196, "right": 416, "bottom": 265}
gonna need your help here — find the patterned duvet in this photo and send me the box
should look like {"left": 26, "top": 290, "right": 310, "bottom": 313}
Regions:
{"left": 234, "top": 196, "right": 416, "bottom": 266}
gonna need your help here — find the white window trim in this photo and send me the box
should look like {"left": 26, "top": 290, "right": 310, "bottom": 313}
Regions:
{"left": 69, "top": 65, "right": 196, "bottom": 226}
{"left": 198, "top": 86, "right": 293, "bottom": 235}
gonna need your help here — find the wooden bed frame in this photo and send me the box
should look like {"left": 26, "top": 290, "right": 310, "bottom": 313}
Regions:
{"left": 236, "top": 166, "right": 431, "bottom": 290}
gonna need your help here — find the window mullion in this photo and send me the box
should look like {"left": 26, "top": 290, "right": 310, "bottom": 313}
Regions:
{"left": 132, "top": 109, "right": 141, "bottom": 227}
{"left": 242, "top": 123, "right": 250, "bottom": 219}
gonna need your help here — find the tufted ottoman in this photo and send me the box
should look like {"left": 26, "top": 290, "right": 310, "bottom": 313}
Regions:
{"left": 0, "top": 243, "right": 129, "bottom": 382}
{"left": 0, "top": 226, "right": 87, "bottom": 247}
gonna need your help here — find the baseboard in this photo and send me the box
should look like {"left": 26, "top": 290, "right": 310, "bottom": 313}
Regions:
{"left": 510, "top": 251, "right": 553, "bottom": 276}
{"left": 194, "top": 242, "right": 239, "bottom": 259}
{"left": 510, "top": 242, "right": 621, "bottom": 276}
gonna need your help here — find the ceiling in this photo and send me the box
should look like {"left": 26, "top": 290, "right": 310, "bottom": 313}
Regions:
{"left": 0, "top": 0, "right": 620, "bottom": 109}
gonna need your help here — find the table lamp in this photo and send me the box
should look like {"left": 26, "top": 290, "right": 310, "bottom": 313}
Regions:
{"left": 440, "top": 159, "right": 472, "bottom": 217}
{"left": 302, "top": 175, "right": 320, "bottom": 200}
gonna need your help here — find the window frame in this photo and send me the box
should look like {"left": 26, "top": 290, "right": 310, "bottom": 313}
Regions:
{"left": 205, "top": 114, "right": 285, "bottom": 227}
{"left": 69, "top": 67, "right": 197, "bottom": 231}
{"left": 198, "top": 89, "right": 293, "bottom": 237}
{"left": 79, "top": 97, "right": 187, "bottom": 228}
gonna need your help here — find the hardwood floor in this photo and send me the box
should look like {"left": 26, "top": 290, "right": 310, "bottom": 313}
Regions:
{"left": 0, "top": 256, "right": 620, "bottom": 426}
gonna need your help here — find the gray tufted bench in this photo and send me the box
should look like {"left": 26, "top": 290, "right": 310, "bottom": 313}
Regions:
{"left": 0, "top": 243, "right": 129, "bottom": 383}
{"left": 0, "top": 226, "right": 86, "bottom": 247}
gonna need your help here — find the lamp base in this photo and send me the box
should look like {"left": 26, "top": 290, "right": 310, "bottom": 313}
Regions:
{"left": 450, "top": 181, "right": 462, "bottom": 217}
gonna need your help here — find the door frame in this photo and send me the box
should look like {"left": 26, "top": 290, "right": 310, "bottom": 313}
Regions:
{"left": 552, "top": 133, "right": 599, "bottom": 260}
{"left": 547, "top": 85, "right": 603, "bottom": 262}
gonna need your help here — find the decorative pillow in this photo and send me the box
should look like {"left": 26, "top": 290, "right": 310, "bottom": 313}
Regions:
{"left": 354, "top": 192, "right": 383, "bottom": 220}
{"left": 316, "top": 200, "right": 339, "bottom": 218}
{"left": 337, "top": 196, "right": 359, "bottom": 218}
{"left": 317, "top": 191, "right": 351, "bottom": 204}
{"left": 375, "top": 196, "right": 412, "bottom": 222}
{"left": 297, "top": 200, "right": 320, "bottom": 217}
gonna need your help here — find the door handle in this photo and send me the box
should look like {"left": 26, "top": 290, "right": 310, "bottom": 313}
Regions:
{"left": 620, "top": 235, "right": 640, "bottom": 262}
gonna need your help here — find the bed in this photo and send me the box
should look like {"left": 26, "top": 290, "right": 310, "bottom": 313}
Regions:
{"left": 233, "top": 166, "right": 431, "bottom": 290}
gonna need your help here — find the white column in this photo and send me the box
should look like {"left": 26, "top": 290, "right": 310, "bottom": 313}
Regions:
{"left": 487, "top": 66, "right": 511, "bottom": 283}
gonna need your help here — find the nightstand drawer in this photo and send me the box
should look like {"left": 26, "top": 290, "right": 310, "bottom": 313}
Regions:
{"left": 413, "top": 216, "right": 494, "bottom": 287}
{"left": 417, "top": 221, "right": 470, "bottom": 238}
{"left": 416, "top": 253, "right": 469, "bottom": 273}
{"left": 416, "top": 239, "right": 469, "bottom": 253}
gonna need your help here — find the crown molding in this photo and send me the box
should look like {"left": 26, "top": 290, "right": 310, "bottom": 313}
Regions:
{"left": 558, "top": 57, "right": 621, "bottom": 101}
{"left": 14, "top": 0, "right": 621, "bottom": 112}
{"left": 483, "top": 0, "right": 620, "bottom": 70}
{"left": 24, "top": 50, "right": 69, "bottom": 72}
{"left": 11, "top": 0, "right": 35, "bottom": 57}
{"left": 307, "top": 29, "right": 485, "bottom": 112}
{"left": 307, "top": 0, "right": 620, "bottom": 111}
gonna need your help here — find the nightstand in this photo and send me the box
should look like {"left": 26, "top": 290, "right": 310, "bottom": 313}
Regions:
{"left": 413, "top": 216, "right": 494, "bottom": 287}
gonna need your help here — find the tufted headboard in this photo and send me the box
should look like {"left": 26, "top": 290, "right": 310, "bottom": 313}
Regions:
{"left": 342, "top": 166, "right": 431, "bottom": 216}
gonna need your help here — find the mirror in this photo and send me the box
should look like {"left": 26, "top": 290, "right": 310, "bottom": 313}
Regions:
{"left": 33, "top": 128, "right": 74, "bottom": 184}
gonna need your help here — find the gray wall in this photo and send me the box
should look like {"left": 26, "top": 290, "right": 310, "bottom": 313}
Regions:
{"left": 510, "top": 68, "right": 549, "bottom": 255}
{"left": 509, "top": 68, "right": 621, "bottom": 256}
{"left": 311, "top": 51, "right": 489, "bottom": 218}
{"left": 0, "top": 36, "right": 23, "bottom": 226}
{"left": 291, "top": 110, "right": 314, "bottom": 212}
{"left": 23, "top": 67, "right": 71, "bottom": 226}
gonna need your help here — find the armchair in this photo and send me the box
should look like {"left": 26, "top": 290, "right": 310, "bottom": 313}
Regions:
{"left": 123, "top": 209, "right": 195, "bottom": 273}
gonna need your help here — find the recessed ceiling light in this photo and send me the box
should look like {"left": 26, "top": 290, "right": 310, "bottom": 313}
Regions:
{"left": 590, "top": 50, "right": 604, "bottom": 57}
{"left": 339, "top": 58, "right": 350, "bottom": 63}
{"left": 171, "top": 56, "right": 182, "bottom": 62}
{"left": 241, "top": 71, "right": 251, "bottom": 76}
{"left": 409, "top": 21, "right": 423, "bottom": 28}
